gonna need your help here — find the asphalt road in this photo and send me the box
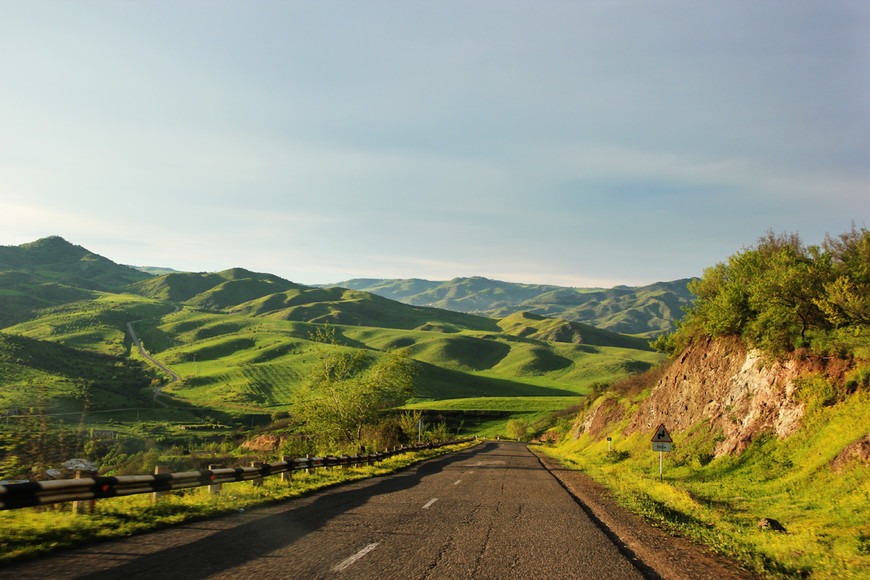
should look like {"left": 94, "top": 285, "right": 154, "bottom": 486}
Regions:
{"left": 4, "top": 442, "right": 655, "bottom": 579}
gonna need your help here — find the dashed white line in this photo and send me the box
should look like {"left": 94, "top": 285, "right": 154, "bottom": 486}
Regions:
{"left": 332, "top": 542, "right": 380, "bottom": 572}
{"left": 422, "top": 498, "right": 439, "bottom": 509}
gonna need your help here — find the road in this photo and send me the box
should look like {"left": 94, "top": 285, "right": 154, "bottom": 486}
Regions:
{"left": 2, "top": 442, "right": 753, "bottom": 579}
{"left": 126, "top": 319, "right": 179, "bottom": 408}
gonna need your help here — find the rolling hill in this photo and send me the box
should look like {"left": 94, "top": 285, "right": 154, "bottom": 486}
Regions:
{"left": 333, "top": 276, "right": 695, "bottom": 337}
{"left": 0, "top": 236, "right": 664, "bottom": 433}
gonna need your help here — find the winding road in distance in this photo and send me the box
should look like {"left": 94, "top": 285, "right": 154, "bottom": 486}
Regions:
{"left": 2, "top": 442, "right": 755, "bottom": 579}
{"left": 126, "top": 318, "right": 179, "bottom": 408}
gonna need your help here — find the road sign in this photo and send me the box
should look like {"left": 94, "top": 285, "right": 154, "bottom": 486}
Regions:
{"left": 651, "top": 423, "right": 672, "bottom": 443}
{"left": 651, "top": 424, "right": 673, "bottom": 482}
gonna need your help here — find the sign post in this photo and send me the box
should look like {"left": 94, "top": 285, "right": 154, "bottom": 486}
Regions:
{"left": 651, "top": 423, "right": 673, "bottom": 481}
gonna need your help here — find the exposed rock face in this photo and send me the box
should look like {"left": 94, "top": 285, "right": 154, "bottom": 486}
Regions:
{"left": 575, "top": 397, "right": 626, "bottom": 441}
{"left": 578, "top": 336, "right": 853, "bottom": 457}
{"left": 241, "top": 434, "right": 283, "bottom": 452}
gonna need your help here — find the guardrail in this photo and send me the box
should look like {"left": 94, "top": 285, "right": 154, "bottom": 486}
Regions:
{"left": 0, "top": 439, "right": 474, "bottom": 511}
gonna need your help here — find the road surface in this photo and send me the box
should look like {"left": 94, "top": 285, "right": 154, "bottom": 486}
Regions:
{"left": 2, "top": 442, "right": 753, "bottom": 579}
{"left": 126, "top": 319, "right": 179, "bottom": 407}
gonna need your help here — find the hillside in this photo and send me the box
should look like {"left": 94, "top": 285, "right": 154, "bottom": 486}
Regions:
{"left": 334, "top": 277, "right": 695, "bottom": 337}
{"left": 0, "top": 236, "right": 151, "bottom": 327}
{"left": 543, "top": 227, "right": 870, "bottom": 579}
{"left": 0, "top": 332, "right": 155, "bottom": 413}
{"left": 0, "top": 237, "right": 660, "bottom": 422}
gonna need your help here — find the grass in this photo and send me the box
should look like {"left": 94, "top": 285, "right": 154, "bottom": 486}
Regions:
{"left": 542, "top": 386, "right": 870, "bottom": 579}
{"left": 0, "top": 440, "right": 479, "bottom": 565}
{"left": 1, "top": 285, "right": 664, "bottom": 443}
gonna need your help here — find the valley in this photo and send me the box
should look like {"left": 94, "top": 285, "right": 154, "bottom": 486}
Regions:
{"left": 0, "top": 237, "right": 664, "bottom": 469}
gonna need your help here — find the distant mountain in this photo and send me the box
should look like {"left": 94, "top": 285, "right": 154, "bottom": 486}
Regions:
{"left": 0, "top": 236, "right": 151, "bottom": 290}
{"left": 133, "top": 266, "right": 182, "bottom": 276}
{"left": 0, "top": 237, "right": 656, "bottom": 351}
{"left": 333, "top": 277, "right": 695, "bottom": 337}
{"left": 0, "top": 236, "right": 153, "bottom": 327}
{"left": 0, "top": 237, "right": 663, "bottom": 421}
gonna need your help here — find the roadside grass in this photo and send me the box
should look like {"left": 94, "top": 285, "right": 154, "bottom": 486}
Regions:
{"left": 0, "top": 440, "right": 478, "bottom": 565}
{"left": 542, "top": 388, "right": 870, "bottom": 579}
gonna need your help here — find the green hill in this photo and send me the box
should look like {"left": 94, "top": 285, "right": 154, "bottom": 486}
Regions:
{"left": 0, "top": 331, "right": 155, "bottom": 413}
{"left": 333, "top": 277, "right": 695, "bottom": 337}
{"left": 0, "top": 236, "right": 151, "bottom": 291}
{"left": 0, "top": 237, "right": 664, "bottom": 436}
{"left": 0, "top": 237, "right": 152, "bottom": 327}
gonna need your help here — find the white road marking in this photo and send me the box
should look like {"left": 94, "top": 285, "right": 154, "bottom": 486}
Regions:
{"left": 422, "top": 498, "right": 438, "bottom": 509}
{"left": 332, "top": 542, "right": 380, "bottom": 572}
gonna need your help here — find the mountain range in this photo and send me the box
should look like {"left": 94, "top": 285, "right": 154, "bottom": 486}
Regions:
{"left": 0, "top": 236, "right": 667, "bottom": 419}
{"left": 334, "top": 276, "right": 694, "bottom": 337}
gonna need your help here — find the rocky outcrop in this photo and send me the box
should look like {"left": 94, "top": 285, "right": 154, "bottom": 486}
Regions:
{"left": 575, "top": 397, "right": 626, "bottom": 441}
{"left": 581, "top": 336, "right": 853, "bottom": 457}
{"left": 241, "top": 434, "right": 284, "bottom": 452}
{"left": 830, "top": 433, "right": 870, "bottom": 472}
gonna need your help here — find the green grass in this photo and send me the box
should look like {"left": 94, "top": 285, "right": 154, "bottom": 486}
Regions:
{"left": 542, "top": 387, "right": 870, "bottom": 579}
{"left": 6, "top": 294, "right": 172, "bottom": 356}
{"left": 405, "top": 396, "right": 581, "bottom": 413}
{"left": 1, "top": 285, "right": 663, "bottom": 442}
{"left": 0, "top": 441, "right": 478, "bottom": 565}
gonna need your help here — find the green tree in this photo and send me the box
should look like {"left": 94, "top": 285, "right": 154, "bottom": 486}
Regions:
{"left": 293, "top": 327, "right": 416, "bottom": 450}
{"left": 506, "top": 418, "right": 529, "bottom": 441}
{"left": 653, "top": 228, "right": 870, "bottom": 356}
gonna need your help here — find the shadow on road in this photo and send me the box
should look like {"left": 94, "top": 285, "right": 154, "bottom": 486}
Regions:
{"left": 76, "top": 443, "right": 501, "bottom": 579}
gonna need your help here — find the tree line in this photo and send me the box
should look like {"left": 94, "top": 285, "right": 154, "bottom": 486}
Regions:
{"left": 653, "top": 225, "right": 870, "bottom": 356}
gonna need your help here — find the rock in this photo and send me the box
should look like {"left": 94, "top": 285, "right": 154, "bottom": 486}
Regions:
{"left": 757, "top": 518, "right": 786, "bottom": 532}
{"left": 830, "top": 434, "right": 870, "bottom": 472}
{"left": 62, "top": 458, "right": 97, "bottom": 472}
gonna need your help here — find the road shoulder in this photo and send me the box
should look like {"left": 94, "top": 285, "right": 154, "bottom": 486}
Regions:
{"left": 530, "top": 447, "right": 758, "bottom": 580}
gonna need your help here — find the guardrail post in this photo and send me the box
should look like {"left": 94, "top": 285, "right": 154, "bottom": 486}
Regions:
{"left": 152, "top": 466, "right": 173, "bottom": 502}
{"left": 73, "top": 469, "right": 97, "bottom": 514}
{"left": 280, "top": 456, "right": 293, "bottom": 482}
{"left": 306, "top": 454, "right": 315, "bottom": 474}
{"left": 251, "top": 462, "right": 264, "bottom": 486}
{"left": 208, "top": 464, "right": 224, "bottom": 495}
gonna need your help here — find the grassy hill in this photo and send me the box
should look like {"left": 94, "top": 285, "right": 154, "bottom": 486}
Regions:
{"left": 0, "top": 237, "right": 663, "bottom": 446}
{"left": 0, "top": 237, "right": 153, "bottom": 327}
{"left": 0, "top": 332, "right": 155, "bottom": 413}
{"left": 334, "top": 277, "right": 695, "bottom": 337}
{"left": 0, "top": 236, "right": 150, "bottom": 291}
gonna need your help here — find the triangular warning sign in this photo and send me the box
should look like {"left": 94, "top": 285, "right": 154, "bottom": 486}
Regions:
{"left": 651, "top": 423, "right": 672, "bottom": 443}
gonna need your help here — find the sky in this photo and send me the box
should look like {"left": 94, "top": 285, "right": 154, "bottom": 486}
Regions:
{"left": 1, "top": 1, "right": 868, "bottom": 288}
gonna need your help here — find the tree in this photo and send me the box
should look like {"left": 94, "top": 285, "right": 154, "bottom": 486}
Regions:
{"left": 506, "top": 418, "right": 529, "bottom": 441}
{"left": 293, "top": 326, "right": 416, "bottom": 450}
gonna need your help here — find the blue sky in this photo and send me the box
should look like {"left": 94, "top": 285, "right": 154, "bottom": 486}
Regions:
{"left": 1, "top": 1, "right": 868, "bottom": 287}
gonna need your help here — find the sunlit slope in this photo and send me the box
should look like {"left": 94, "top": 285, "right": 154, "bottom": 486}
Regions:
{"left": 4, "top": 294, "right": 174, "bottom": 356}
{"left": 129, "top": 270, "right": 500, "bottom": 332}
{"left": 0, "top": 236, "right": 152, "bottom": 327}
{"left": 338, "top": 276, "right": 695, "bottom": 337}
{"left": 496, "top": 311, "right": 650, "bottom": 349}
{"left": 126, "top": 307, "right": 662, "bottom": 408}
{"left": 0, "top": 332, "right": 154, "bottom": 412}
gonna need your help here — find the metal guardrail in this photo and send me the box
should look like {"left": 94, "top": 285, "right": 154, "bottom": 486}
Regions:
{"left": 0, "top": 439, "right": 474, "bottom": 511}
